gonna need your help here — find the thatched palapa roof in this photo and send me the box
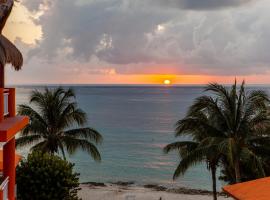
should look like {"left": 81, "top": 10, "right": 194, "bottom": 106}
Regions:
{"left": 0, "top": 34, "right": 23, "bottom": 70}
{"left": 0, "top": 0, "right": 23, "bottom": 70}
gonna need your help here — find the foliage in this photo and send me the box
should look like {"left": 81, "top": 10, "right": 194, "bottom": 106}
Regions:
{"left": 164, "top": 80, "right": 270, "bottom": 199}
{"left": 164, "top": 101, "right": 222, "bottom": 200}
{"left": 16, "top": 87, "right": 102, "bottom": 161}
{"left": 16, "top": 152, "right": 81, "bottom": 200}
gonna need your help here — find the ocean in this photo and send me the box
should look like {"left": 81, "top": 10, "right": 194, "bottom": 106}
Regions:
{"left": 15, "top": 85, "right": 226, "bottom": 190}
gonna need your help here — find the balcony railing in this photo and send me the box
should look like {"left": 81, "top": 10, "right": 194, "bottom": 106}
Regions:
{"left": 0, "top": 88, "right": 15, "bottom": 120}
{"left": 3, "top": 90, "right": 8, "bottom": 117}
{"left": 0, "top": 177, "right": 9, "bottom": 200}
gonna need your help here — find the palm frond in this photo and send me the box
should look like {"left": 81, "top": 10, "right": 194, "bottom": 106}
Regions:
{"left": 175, "top": 117, "right": 224, "bottom": 138}
{"left": 31, "top": 141, "right": 48, "bottom": 153}
{"left": 63, "top": 127, "right": 103, "bottom": 144}
{"left": 60, "top": 88, "right": 75, "bottom": 105}
{"left": 16, "top": 135, "right": 42, "bottom": 148}
{"left": 163, "top": 141, "right": 198, "bottom": 153}
{"left": 18, "top": 104, "right": 48, "bottom": 136}
{"left": 62, "top": 136, "right": 101, "bottom": 162}
{"left": 241, "top": 147, "right": 265, "bottom": 177}
{"left": 18, "top": 104, "right": 47, "bottom": 125}
{"left": 58, "top": 103, "right": 87, "bottom": 129}
{"left": 173, "top": 146, "right": 216, "bottom": 179}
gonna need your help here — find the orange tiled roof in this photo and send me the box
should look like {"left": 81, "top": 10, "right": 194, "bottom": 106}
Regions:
{"left": 223, "top": 177, "right": 270, "bottom": 200}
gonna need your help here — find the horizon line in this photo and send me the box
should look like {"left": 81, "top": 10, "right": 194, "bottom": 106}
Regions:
{"left": 7, "top": 83, "right": 270, "bottom": 87}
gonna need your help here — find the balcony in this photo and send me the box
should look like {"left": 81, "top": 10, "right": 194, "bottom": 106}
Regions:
{"left": 0, "top": 88, "right": 28, "bottom": 200}
{"left": 1, "top": 88, "right": 15, "bottom": 119}
{"left": 0, "top": 88, "right": 29, "bottom": 142}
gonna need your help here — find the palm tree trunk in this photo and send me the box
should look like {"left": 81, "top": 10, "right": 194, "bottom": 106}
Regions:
{"left": 234, "top": 159, "right": 241, "bottom": 183}
{"left": 59, "top": 146, "right": 66, "bottom": 160}
{"left": 211, "top": 165, "right": 217, "bottom": 200}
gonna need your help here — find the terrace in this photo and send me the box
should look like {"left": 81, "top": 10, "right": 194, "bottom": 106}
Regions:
{"left": 0, "top": 88, "right": 29, "bottom": 200}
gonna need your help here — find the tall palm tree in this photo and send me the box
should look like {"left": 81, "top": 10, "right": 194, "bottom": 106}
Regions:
{"left": 164, "top": 107, "right": 222, "bottom": 200}
{"left": 201, "top": 81, "right": 270, "bottom": 183}
{"left": 16, "top": 87, "right": 102, "bottom": 161}
{"left": 164, "top": 80, "right": 270, "bottom": 199}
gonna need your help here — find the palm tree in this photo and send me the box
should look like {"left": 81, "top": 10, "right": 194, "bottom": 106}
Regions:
{"left": 164, "top": 80, "right": 270, "bottom": 199}
{"left": 201, "top": 81, "right": 270, "bottom": 183}
{"left": 164, "top": 107, "right": 222, "bottom": 200}
{"left": 16, "top": 87, "right": 103, "bottom": 161}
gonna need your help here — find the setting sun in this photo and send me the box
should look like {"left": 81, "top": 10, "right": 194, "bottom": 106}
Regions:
{"left": 164, "top": 79, "right": 171, "bottom": 85}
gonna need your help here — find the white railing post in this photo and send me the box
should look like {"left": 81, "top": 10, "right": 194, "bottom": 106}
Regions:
{"left": 3, "top": 92, "right": 9, "bottom": 116}
{"left": 0, "top": 176, "right": 9, "bottom": 200}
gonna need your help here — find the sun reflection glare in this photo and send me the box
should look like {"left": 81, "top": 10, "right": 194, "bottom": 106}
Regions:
{"left": 164, "top": 79, "right": 171, "bottom": 85}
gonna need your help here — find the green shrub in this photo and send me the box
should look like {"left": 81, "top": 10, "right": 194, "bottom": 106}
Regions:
{"left": 16, "top": 152, "right": 81, "bottom": 200}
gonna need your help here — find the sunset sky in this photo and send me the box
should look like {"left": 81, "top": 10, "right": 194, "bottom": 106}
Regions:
{"left": 3, "top": 0, "right": 270, "bottom": 85}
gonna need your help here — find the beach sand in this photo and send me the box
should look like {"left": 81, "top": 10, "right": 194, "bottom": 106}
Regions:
{"left": 79, "top": 184, "right": 232, "bottom": 200}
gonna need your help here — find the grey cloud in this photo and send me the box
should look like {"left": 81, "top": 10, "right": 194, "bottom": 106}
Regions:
{"left": 26, "top": 0, "right": 174, "bottom": 62}
{"left": 149, "top": 0, "right": 254, "bottom": 10}
{"left": 22, "top": 0, "right": 254, "bottom": 12}
{"left": 21, "top": 0, "right": 51, "bottom": 12}
{"left": 20, "top": 0, "right": 270, "bottom": 76}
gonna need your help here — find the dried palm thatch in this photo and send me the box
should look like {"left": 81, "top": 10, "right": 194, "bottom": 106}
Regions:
{"left": 0, "top": 0, "right": 23, "bottom": 70}
{"left": 0, "top": 34, "right": 23, "bottom": 70}
{"left": 0, "top": 0, "right": 13, "bottom": 33}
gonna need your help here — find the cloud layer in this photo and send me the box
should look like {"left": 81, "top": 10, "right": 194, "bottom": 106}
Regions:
{"left": 148, "top": 0, "right": 254, "bottom": 10}
{"left": 14, "top": 0, "right": 270, "bottom": 80}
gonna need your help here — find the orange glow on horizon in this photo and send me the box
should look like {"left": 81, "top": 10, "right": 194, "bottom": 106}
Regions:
{"left": 8, "top": 70, "right": 270, "bottom": 85}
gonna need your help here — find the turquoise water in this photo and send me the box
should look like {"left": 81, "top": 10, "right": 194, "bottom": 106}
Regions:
{"left": 15, "top": 85, "right": 224, "bottom": 190}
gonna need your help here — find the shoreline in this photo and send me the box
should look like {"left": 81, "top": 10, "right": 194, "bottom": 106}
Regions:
{"left": 80, "top": 181, "right": 227, "bottom": 196}
{"left": 79, "top": 182, "right": 232, "bottom": 200}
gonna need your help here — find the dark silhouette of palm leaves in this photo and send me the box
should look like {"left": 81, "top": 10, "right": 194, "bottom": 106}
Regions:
{"left": 16, "top": 87, "right": 102, "bottom": 161}
{"left": 164, "top": 80, "right": 270, "bottom": 200}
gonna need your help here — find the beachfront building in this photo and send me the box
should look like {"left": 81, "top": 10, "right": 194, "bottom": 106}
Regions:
{"left": 223, "top": 177, "right": 270, "bottom": 200}
{"left": 0, "top": 0, "right": 29, "bottom": 199}
{"left": 0, "top": 89, "right": 28, "bottom": 200}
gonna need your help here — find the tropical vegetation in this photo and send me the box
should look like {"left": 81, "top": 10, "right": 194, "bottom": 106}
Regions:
{"left": 17, "top": 152, "right": 81, "bottom": 200}
{"left": 164, "top": 81, "right": 270, "bottom": 200}
{"left": 16, "top": 87, "right": 102, "bottom": 161}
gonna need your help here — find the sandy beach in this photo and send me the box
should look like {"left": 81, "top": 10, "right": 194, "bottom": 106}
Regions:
{"left": 79, "top": 184, "right": 232, "bottom": 200}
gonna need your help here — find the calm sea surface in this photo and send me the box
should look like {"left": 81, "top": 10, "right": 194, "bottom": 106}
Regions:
{"left": 14, "top": 85, "right": 241, "bottom": 190}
